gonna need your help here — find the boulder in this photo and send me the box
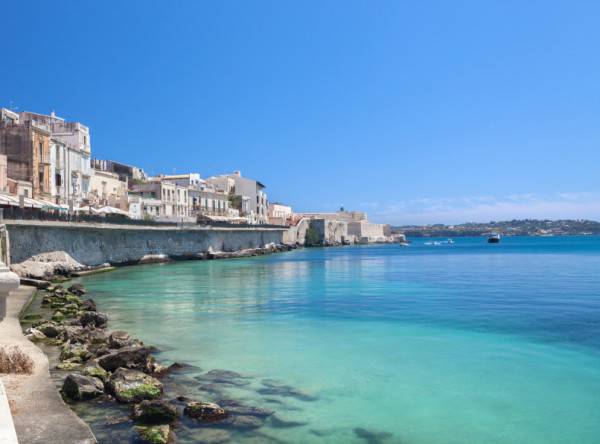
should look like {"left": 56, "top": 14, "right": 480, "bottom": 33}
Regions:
{"left": 59, "top": 326, "right": 87, "bottom": 343}
{"left": 81, "top": 299, "right": 96, "bottom": 312}
{"left": 134, "top": 425, "right": 170, "bottom": 444}
{"left": 37, "top": 322, "right": 62, "bottom": 338}
{"left": 60, "top": 344, "right": 92, "bottom": 362}
{"left": 56, "top": 362, "right": 83, "bottom": 371}
{"left": 79, "top": 311, "right": 108, "bottom": 328}
{"left": 11, "top": 251, "right": 86, "bottom": 280}
{"left": 108, "top": 330, "right": 132, "bottom": 349}
{"left": 25, "top": 327, "right": 46, "bottom": 341}
{"left": 98, "top": 346, "right": 151, "bottom": 372}
{"left": 82, "top": 361, "right": 110, "bottom": 383}
{"left": 62, "top": 373, "right": 104, "bottom": 401}
{"left": 106, "top": 368, "right": 163, "bottom": 403}
{"left": 68, "top": 283, "right": 87, "bottom": 296}
{"left": 133, "top": 400, "right": 178, "bottom": 424}
{"left": 183, "top": 401, "right": 227, "bottom": 422}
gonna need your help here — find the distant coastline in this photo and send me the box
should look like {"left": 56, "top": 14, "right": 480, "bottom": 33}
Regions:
{"left": 392, "top": 219, "right": 600, "bottom": 238}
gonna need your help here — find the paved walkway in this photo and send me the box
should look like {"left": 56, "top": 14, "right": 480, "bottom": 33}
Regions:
{"left": 0, "top": 286, "right": 96, "bottom": 444}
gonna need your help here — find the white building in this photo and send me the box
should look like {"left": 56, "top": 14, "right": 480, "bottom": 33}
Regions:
{"left": 206, "top": 171, "right": 268, "bottom": 224}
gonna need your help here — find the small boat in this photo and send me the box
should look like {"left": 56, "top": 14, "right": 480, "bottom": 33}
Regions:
{"left": 487, "top": 233, "right": 501, "bottom": 243}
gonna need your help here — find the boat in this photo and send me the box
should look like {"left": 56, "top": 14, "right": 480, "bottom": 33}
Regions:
{"left": 487, "top": 233, "right": 501, "bottom": 243}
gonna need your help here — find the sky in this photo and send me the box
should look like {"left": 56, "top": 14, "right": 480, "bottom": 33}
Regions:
{"left": 2, "top": 1, "right": 599, "bottom": 224}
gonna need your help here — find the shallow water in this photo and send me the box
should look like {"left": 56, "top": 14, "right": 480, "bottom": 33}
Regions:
{"left": 79, "top": 236, "right": 600, "bottom": 443}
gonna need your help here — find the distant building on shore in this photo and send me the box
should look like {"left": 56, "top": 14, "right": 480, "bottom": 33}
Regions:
{"left": 206, "top": 171, "right": 268, "bottom": 224}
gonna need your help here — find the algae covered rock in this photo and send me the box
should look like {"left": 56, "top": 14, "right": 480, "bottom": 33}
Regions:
{"left": 183, "top": 401, "right": 227, "bottom": 422}
{"left": 134, "top": 424, "right": 170, "bottom": 444}
{"left": 106, "top": 368, "right": 163, "bottom": 403}
{"left": 62, "top": 373, "right": 104, "bottom": 400}
{"left": 60, "top": 343, "right": 92, "bottom": 363}
{"left": 82, "top": 361, "right": 110, "bottom": 383}
{"left": 133, "top": 399, "right": 178, "bottom": 424}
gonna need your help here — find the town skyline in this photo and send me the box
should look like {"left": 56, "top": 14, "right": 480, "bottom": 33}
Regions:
{"left": 2, "top": 1, "right": 599, "bottom": 224}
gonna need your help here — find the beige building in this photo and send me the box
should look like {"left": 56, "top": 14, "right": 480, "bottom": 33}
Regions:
{"left": 268, "top": 203, "right": 293, "bottom": 225}
{"left": 130, "top": 179, "right": 189, "bottom": 220}
{"left": 89, "top": 170, "right": 128, "bottom": 209}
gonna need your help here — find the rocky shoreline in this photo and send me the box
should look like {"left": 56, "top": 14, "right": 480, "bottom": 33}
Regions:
{"left": 13, "top": 243, "right": 296, "bottom": 286}
{"left": 22, "top": 282, "right": 286, "bottom": 444}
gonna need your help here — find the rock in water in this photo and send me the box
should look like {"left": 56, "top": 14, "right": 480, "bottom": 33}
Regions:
{"left": 37, "top": 322, "right": 62, "bottom": 338}
{"left": 82, "top": 361, "right": 110, "bottom": 383}
{"left": 81, "top": 299, "right": 97, "bottom": 312}
{"left": 106, "top": 368, "right": 163, "bottom": 403}
{"left": 98, "top": 346, "right": 150, "bottom": 371}
{"left": 134, "top": 424, "right": 170, "bottom": 444}
{"left": 133, "top": 400, "right": 178, "bottom": 424}
{"left": 108, "top": 330, "right": 132, "bottom": 349}
{"left": 79, "top": 311, "right": 108, "bottom": 328}
{"left": 353, "top": 427, "right": 394, "bottom": 444}
{"left": 62, "top": 373, "right": 104, "bottom": 401}
{"left": 183, "top": 401, "right": 228, "bottom": 422}
{"left": 68, "top": 283, "right": 86, "bottom": 296}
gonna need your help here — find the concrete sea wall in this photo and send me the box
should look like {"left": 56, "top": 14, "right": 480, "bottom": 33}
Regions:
{"left": 6, "top": 222, "right": 285, "bottom": 266}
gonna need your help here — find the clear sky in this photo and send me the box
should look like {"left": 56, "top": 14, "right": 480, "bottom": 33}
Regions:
{"left": 2, "top": 1, "right": 599, "bottom": 224}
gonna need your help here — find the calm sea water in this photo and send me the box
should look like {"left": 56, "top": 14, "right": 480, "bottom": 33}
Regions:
{"left": 79, "top": 236, "right": 600, "bottom": 444}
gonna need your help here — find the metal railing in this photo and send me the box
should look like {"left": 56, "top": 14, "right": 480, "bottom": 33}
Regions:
{"left": 0, "top": 205, "right": 287, "bottom": 229}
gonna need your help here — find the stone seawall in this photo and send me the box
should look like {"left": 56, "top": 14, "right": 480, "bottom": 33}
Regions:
{"left": 6, "top": 222, "right": 285, "bottom": 266}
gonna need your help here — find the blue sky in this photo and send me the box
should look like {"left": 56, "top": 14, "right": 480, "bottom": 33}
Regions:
{"left": 2, "top": 1, "right": 599, "bottom": 224}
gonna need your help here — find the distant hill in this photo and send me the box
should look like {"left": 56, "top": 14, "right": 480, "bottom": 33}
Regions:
{"left": 392, "top": 219, "right": 600, "bottom": 237}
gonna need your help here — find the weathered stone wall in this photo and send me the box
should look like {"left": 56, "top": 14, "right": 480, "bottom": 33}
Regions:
{"left": 6, "top": 223, "right": 284, "bottom": 266}
{"left": 311, "top": 219, "right": 349, "bottom": 244}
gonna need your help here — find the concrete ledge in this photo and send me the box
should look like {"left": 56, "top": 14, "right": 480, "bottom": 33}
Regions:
{"left": 0, "top": 380, "right": 18, "bottom": 444}
{"left": 0, "top": 286, "right": 96, "bottom": 444}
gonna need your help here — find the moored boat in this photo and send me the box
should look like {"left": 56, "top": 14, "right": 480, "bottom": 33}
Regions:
{"left": 488, "top": 233, "right": 501, "bottom": 243}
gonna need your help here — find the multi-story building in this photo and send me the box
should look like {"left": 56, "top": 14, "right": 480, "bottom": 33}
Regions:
{"left": 268, "top": 203, "right": 293, "bottom": 225}
{"left": 129, "top": 179, "right": 189, "bottom": 219}
{"left": 92, "top": 159, "right": 147, "bottom": 183}
{"left": 0, "top": 109, "right": 93, "bottom": 205}
{"left": 89, "top": 169, "right": 128, "bottom": 209}
{"left": 0, "top": 109, "right": 53, "bottom": 200}
{"left": 206, "top": 171, "right": 268, "bottom": 224}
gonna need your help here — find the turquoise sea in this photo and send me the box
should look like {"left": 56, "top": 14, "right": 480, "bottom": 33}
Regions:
{"left": 78, "top": 236, "right": 600, "bottom": 444}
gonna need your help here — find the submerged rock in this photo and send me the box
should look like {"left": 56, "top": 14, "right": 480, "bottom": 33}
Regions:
{"left": 216, "top": 399, "right": 274, "bottom": 417}
{"left": 183, "top": 401, "right": 227, "bottom": 422}
{"left": 195, "top": 369, "right": 250, "bottom": 387}
{"left": 258, "top": 379, "right": 318, "bottom": 401}
{"left": 222, "top": 414, "right": 264, "bottom": 429}
{"left": 353, "top": 427, "right": 394, "bottom": 444}
{"left": 188, "top": 429, "right": 231, "bottom": 444}
{"left": 133, "top": 400, "right": 178, "bottom": 425}
{"left": 62, "top": 373, "right": 104, "bottom": 401}
{"left": 106, "top": 368, "right": 163, "bottom": 403}
{"left": 98, "top": 346, "right": 151, "bottom": 372}
{"left": 269, "top": 415, "right": 308, "bottom": 428}
{"left": 134, "top": 424, "right": 170, "bottom": 444}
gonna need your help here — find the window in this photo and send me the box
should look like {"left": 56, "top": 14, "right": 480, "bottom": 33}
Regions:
{"left": 39, "top": 142, "right": 43, "bottom": 161}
